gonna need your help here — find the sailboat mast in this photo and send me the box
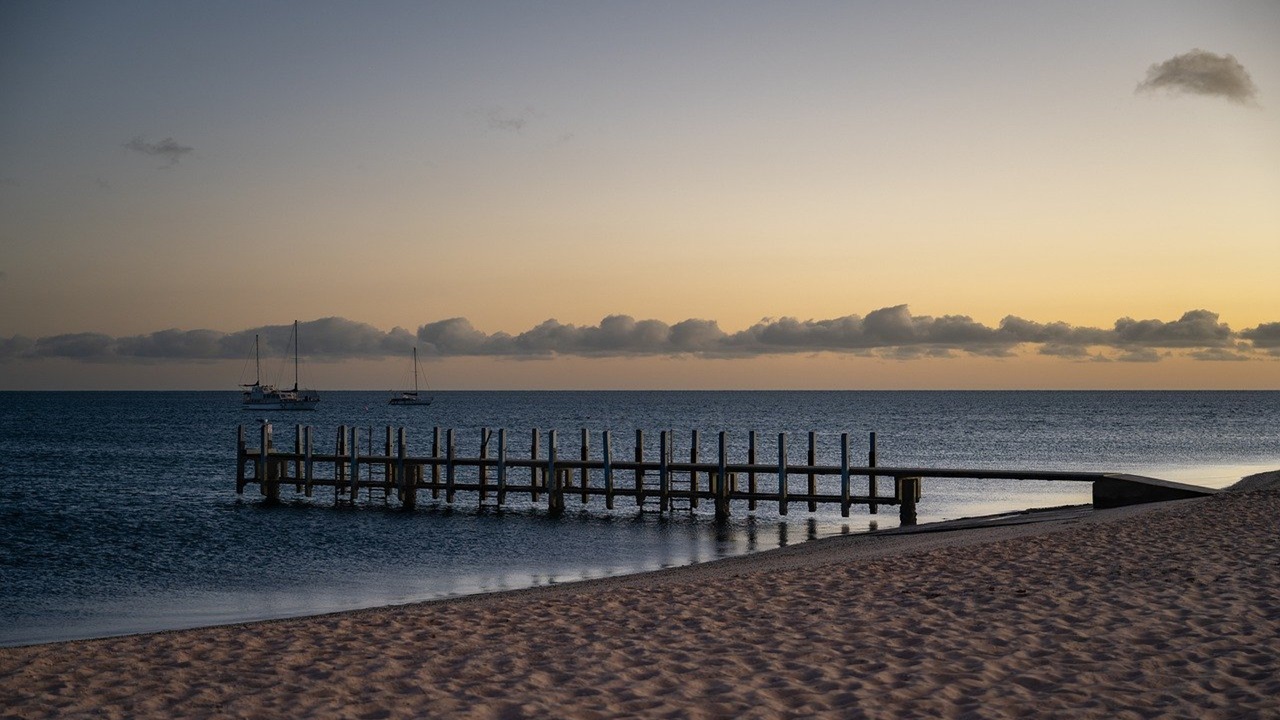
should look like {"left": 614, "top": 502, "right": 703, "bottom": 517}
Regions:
{"left": 413, "top": 347, "right": 419, "bottom": 392}
{"left": 293, "top": 320, "right": 299, "bottom": 392}
{"left": 254, "top": 334, "right": 261, "bottom": 385}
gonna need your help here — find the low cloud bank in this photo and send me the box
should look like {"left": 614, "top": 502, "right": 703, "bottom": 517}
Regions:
{"left": 2, "top": 308, "right": 1275, "bottom": 364}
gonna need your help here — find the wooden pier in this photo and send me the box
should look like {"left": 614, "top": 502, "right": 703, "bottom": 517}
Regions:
{"left": 236, "top": 424, "right": 922, "bottom": 523}
{"left": 235, "top": 424, "right": 1217, "bottom": 525}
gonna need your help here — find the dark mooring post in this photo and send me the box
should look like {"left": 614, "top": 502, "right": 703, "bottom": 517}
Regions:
{"left": 236, "top": 425, "right": 246, "bottom": 494}
{"left": 384, "top": 426, "right": 394, "bottom": 494}
{"left": 715, "top": 431, "right": 730, "bottom": 522}
{"left": 348, "top": 426, "right": 360, "bottom": 502}
{"left": 580, "top": 428, "right": 590, "bottom": 505}
{"left": 898, "top": 476, "right": 920, "bottom": 526}
{"left": 530, "top": 429, "right": 541, "bottom": 502}
{"left": 478, "top": 428, "right": 489, "bottom": 505}
{"left": 602, "top": 430, "right": 614, "bottom": 510}
{"left": 689, "top": 429, "right": 700, "bottom": 510}
{"left": 634, "top": 429, "right": 645, "bottom": 506}
{"left": 445, "top": 428, "right": 456, "bottom": 504}
{"left": 807, "top": 431, "right": 818, "bottom": 512}
{"left": 398, "top": 427, "right": 415, "bottom": 510}
{"left": 777, "top": 432, "right": 788, "bottom": 516}
{"left": 548, "top": 429, "right": 564, "bottom": 516}
{"left": 868, "top": 431, "right": 879, "bottom": 515}
{"left": 497, "top": 428, "right": 508, "bottom": 505}
{"left": 294, "top": 425, "right": 303, "bottom": 492}
{"left": 840, "top": 432, "right": 851, "bottom": 518}
{"left": 659, "top": 430, "right": 670, "bottom": 513}
{"left": 304, "top": 425, "right": 314, "bottom": 497}
{"left": 336, "top": 425, "right": 347, "bottom": 488}
{"left": 261, "top": 422, "right": 279, "bottom": 503}
{"left": 431, "top": 427, "right": 441, "bottom": 499}
{"left": 748, "top": 430, "right": 757, "bottom": 511}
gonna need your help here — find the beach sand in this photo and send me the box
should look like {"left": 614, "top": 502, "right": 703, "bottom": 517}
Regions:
{"left": 3, "top": 473, "right": 1278, "bottom": 719}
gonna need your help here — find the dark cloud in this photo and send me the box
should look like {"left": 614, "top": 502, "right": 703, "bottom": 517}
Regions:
{"left": 1, "top": 308, "right": 1273, "bottom": 364}
{"left": 1116, "top": 348, "right": 1163, "bottom": 363}
{"left": 1241, "top": 322, "right": 1280, "bottom": 349}
{"left": 124, "top": 136, "right": 194, "bottom": 166}
{"left": 1188, "top": 348, "right": 1251, "bottom": 362}
{"left": 1112, "top": 310, "right": 1233, "bottom": 348}
{"left": 33, "top": 333, "right": 116, "bottom": 360}
{"left": 0, "top": 335, "right": 34, "bottom": 359}
{"left": 1136, "top": 49, "right": 1259, "bottom": 105}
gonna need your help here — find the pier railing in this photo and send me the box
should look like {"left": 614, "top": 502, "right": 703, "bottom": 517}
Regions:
{"left": 235, "top": 424, "right": 1217, "bottom": 524}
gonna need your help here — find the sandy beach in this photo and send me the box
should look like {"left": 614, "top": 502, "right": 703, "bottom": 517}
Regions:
{"left": 3, "top": 473, "right": 1278, "bottom": 719}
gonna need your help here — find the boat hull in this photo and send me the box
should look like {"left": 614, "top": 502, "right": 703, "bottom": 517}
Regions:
{"left": 242, "top": 400, "right": 320, "bottom": 411}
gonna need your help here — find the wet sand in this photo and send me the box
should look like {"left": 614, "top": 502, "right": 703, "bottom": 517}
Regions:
{"left": 3, "top": 472, "right": 1278, "bottom": 719}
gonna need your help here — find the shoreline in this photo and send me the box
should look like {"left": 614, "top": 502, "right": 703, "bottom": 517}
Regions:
{"left": 4, "top": 473, "right": 1277, "bottom": 717}
{"left": 0, "top": 501, "right": 1095, "bottom": 651}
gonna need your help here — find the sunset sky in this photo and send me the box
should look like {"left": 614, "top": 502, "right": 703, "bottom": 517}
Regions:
{"left": 2, "top": 1, "right": 1278, "bottom": 389}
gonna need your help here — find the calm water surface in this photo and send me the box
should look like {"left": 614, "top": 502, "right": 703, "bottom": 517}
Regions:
{"left": 1, "top": 391, "right": 1276, "bottom": 646}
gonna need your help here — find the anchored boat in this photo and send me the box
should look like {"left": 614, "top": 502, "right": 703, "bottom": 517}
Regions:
{"left": 242, "top": 320, "right": 320, "bottom": 411}
{"left": 389, "top": 346, "right": 433, "bottom": 406}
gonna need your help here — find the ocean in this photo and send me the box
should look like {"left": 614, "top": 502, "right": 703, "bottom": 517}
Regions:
{"left": 1, "top": 390, "right": 1276, "bottom": 647}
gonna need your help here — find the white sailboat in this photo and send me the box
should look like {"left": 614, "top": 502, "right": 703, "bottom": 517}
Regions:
{"left": 241, "top": 320, "right": 320, "bottom": 411}
{"left": 389, "top": 347, "right": 433, "bottom": 406}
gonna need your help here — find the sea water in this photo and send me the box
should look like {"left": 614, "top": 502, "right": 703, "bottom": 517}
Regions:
{"left": 1, "top": 391, "right": 1276, "bottom": 646}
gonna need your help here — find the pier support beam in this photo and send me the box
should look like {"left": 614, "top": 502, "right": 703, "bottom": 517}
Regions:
{"left": 898, "top": 476, "right": 920, "bottom": 526}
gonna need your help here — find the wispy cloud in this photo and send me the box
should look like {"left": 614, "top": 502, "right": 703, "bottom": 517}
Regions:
{"left": 3, "top": 308, "right": 1277, "bottom": 364}
{"left": 123, "top": 136, "right": 194, "bottom": 166}
{"left": 478, "top": 106, "right": 537, "bottom": 132}
{"left": 1136, "top": 49, "right": 1259, "bottom": 105}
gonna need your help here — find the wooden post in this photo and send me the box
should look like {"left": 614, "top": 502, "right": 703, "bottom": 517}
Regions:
{"left": 747, "top": 430, "right": 757, "bottom": 511}
{"left": 336, "top": 425, "right": 347, "bottom": 488}
{"left": 868, "top": 431, "right": 878, "bottom": 515}
{"left": 580, "top": 428, "right": 590, "bottom": 505}
{"left": 479, "top": 428, "right": 489, "bottom": 505}
{"left": 399, "top": 427, "right": 415, "bottom": 510}
{"left": 236, "top": 425, "right": 246, "bottom": 494}
{"left": 349, "top": 426, "right": 359, "bottom": 502}
{"left": 840, "top": 432, "right": 850, "bottom": 517}
{"left": 689, "top": 429, "right": 699, "bottom": 510}
{"left": 777, "top": 432, "right": 788, "bottom": 516}
{"left": 431, "top": 427, "right": 441, "bottom": 499}
{"left": 385, "top": 426, "right": 393, "bottom": 494}
{"left": 898, "top": 476, "right": 920, "bottom": 526}
{"left": 304, "top": 425, "right": 314, "bottom": 497}
{"left": 497, "top": 428, "right": 508, "bottom": 505}
{"left": 445, "top": 428, "right": 456, "bottom": 504}
{"left": 806, "top": 432, "right": 817, "bottom": 511}
{"left": 715, "top": 431, "right": 729, "bottom": 522}
{"left": 634, "top": 429, "right": 645, "bottom": 506}
{"left": 260, "top": 422, "right": 276, "bottom": 501}
{"left": 294, "top": 425, "right": 303, "bottom": 492}
{"left": 602, "top": 430, "right": 614, "bottom": 510}
{"left": 548, "top": 429, "right": 563, "bottom": 516}
{"left": 659, "top": 430, "right": 670, "bottom": 513}
{"left": 531, "top": 429, "right": 541, "bottom": 502}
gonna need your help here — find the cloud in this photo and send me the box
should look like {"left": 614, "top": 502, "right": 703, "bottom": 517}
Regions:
{"left": 1136, "top": 49, "right": 1259, "bottom": 104}
{"left": 1188, "top": 348, "right": 1251, "bottom": 362}
{"left": 1241, "top": 322, "right": 1280, "bottom": 349}
{"left": 1112, "top": 309, "right": 1233, "bottom": 348}
{"left": 124, "top": 136, "right": 194, "bottom": 166}
{"left": 480, "top": 106, "right": 536, "bottom": 132}
{"left": 1, "top": 308, "right": 1274, "bottom": 364}
{"left": 1116, "top": 348, "right": 1163, "bottom": 363}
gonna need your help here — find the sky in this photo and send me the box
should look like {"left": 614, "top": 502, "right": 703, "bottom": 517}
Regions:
{"left": 1, "top": 0, "right": 1278, "bottom": 390}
